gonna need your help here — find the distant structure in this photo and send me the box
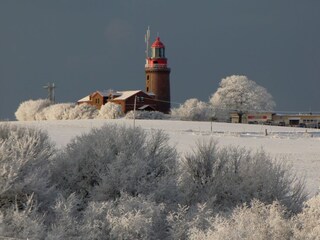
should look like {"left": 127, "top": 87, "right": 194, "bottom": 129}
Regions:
{"left": 43, "top": 82, "right": 55, "bottom": 103}
{"left": 77, "top": 28, "right": 172, "bottom": 114}
{"left": 145, "top": 33, "right": 171, "bottom": 113}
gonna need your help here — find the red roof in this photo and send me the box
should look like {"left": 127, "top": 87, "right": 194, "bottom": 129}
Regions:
{"left": 151, "top": 37, "right": 165, "bottom": 48}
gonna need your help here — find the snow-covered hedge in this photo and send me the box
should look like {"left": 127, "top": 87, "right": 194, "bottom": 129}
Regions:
{"left": 125, "top": 110, "right": 167, "bottom": 120}
{"left": 15, "top": 99, "right": 52, "bottom": 121}
{"left": 98, "top": 102, "right": 123, "bottom": 119}
{"left": 171, "top": 98, "right": 213, "bottom": 121}
{"left": 15, "top": 99, "right": 100, "bottom": 120}
{"left": 1, "top": 123, "right": 318, "bottom": 239}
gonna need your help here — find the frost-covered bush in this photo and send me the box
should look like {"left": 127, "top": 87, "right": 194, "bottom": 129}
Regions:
{"left": 105, "top": 193, "right": 167, "bottom": 240}
{"left": 0, "top": 194, "right": 46, "bottom": 239}
{"left": 98, "top": 102, "right": 123, "bottom": 119}
{"left": 179, "top": 140, "right": 306, "bottom": 212}
{"left": 292, "top": 194, "right": 320, "bottom": 239}
{"left": 171, "top": 98, "right": 213, "bottom": 121}
{"left": 50, "top": 125, "right": 178, "bottom": 204}
{"left": 167, "top": 204, "right": 214, "bottom": 240}
{"left": 15, "top": 99, "right": 52, "bottom": 121}
{"left": 42, "top": 103, "right": 75, "bottom": 120}
{"left": 67, "top": 103, "right": 99, "bottom": 119}
{"left": 47, "top": 193, "right": 167, "bottom": 240}
{"left": 46, "top": 193, "right": 80, "bottom": 240}
{"left": 15, "top": 99, "right": 100, "bottom": 121}
{"left": 188, "top": 200, "right": 293, "bottom": 240}
{"left": 0, "top": 124, "right": 55, "bottom": 209}
{"left": 125, "top": 110, "right": 167, "bottom": 120}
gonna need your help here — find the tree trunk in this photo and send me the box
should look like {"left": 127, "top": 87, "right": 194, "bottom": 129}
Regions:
{"left": 238, "top": 112, "right": 243, "bottom": 123}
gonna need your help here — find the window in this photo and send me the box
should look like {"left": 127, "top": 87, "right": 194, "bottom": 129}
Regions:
{"left": 147, "top": 75, "right": 150, "bottom": 80}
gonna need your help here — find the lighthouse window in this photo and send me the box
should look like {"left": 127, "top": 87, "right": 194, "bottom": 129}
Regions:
{"left": 159, "top": 48, "right": 164, "bottom": 57}
{"left": 147, "top": 75, "right": 150, "bottom": 80}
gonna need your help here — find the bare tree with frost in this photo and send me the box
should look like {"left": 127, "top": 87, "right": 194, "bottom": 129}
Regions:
{"left": 0, "top": 124, "right": 56, "bottom": 210}
{"left": 50, "top": 124, "right": 178, "bottom": 205}
{"left": 179, "top": 139, "right": 306, "bottom": 213}
{"left": 210, "top": 75, "right": 276, "bottom": 123}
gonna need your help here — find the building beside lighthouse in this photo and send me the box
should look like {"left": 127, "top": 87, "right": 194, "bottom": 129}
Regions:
{"left": 77, "top": 31, "right": 171, "bottom": 114}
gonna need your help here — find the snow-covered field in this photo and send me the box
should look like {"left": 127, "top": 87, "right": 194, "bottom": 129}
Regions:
{"left": 11, "top": 119, "right": 320, "bottom": 196}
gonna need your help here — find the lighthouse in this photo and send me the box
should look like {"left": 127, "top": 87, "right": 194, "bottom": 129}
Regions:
{"left": 145, "top": 31, "right": 171, "bottom": 113}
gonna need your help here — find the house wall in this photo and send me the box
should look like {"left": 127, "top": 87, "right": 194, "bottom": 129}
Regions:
{"left": 273, "top": 114, "right": 320, "bottom": 127}
{"left": 111, "top": 92, "right": 157, "bottom": 113}
{"left": 230, "top": 112, "right": 273, "bottom": 124}
{"left": 231, "top": 112, "right": 320, "bottom": 127}
{"left": 89, "top": 94, "right": 104, "bottom": 109}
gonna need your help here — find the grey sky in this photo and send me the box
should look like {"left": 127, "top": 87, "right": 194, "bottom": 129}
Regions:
{"left": 1, "top": 0, "right": 319, "bottom": 120}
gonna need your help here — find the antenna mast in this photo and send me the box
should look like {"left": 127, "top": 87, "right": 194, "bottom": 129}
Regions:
{"left": 145, "top": 26, "right": 150, "bottom": 58}
{"left": 43, "top": 82, "right": 56, "bottom": 103}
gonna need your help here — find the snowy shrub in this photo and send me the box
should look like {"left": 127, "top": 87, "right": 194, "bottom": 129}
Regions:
{"left": 179, "top": 140, "right": 306, "bottom": 212}
{"left": 0, "top": 124, "right": 56, "bottom": 210}
{"left": 106, "top": 194, "right": 167, "bottom": 240}
{"left": 47, "top": 193, "right": 167, "bottom": 239}
{"left": 125, "top": 110, "right": 167, "bottom": 120}
{"left": 188, "top": 200, "right": 293, "bottom": 240}
{"left": 292, "top": 194, "right": 320, "bottom": 239}
{"left": 42, "top": 103, "right": 75, "bottom": 120}
{"left": 210, "top": 75, "right": 276, "bottom": 122}
{"left": 46, "top": 193, "right": 80, "bottom": 240}
{"left": 50, "top": 125, "right": 178, "bottom": 204}
{"left": 171, "top": 98, "right": 213, "bottom": 121}
{"left": 167, "top": 203, "right": 214, "bottom": 240}
{"left": 0, "top": 194, "right": 46, "bottom": 239}
{"left": 67, "top": 103, "right": 99, "bottom": 119}
{"left": 15, "top": 99, "right": 52, "bottom": 121}
{"left": 98, "top": 102, "right": 124, "bottom": 119}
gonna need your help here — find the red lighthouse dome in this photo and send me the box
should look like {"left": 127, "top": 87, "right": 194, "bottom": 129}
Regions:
{"left": 151, "top": 37, "right": 165, "bottom": 48}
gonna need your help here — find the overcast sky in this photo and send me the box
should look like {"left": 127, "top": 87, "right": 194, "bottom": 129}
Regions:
{"left": 1, "top": 0, "right": 320, "bottom": 119}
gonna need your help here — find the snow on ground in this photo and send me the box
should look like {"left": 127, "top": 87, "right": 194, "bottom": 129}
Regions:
{"left": 9, "top": 119, "right": 320, "bottom": 197}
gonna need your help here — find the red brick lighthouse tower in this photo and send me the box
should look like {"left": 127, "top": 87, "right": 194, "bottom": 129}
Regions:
{"left": 145, "top": 30, "right": 171, "bottom": 113}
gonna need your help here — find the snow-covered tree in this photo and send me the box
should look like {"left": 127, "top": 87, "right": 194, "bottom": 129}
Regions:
{"left": 210, "top": 75, "right": 276, "bottom": 122}
{"left": 15, "top": 99, "right": 52, "bottom": 121}
{"left": 98, "top": 102, "right": 123, "bottom": 119}
{"left": 171, "top": 98, "right": 213, "bottom": 121}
